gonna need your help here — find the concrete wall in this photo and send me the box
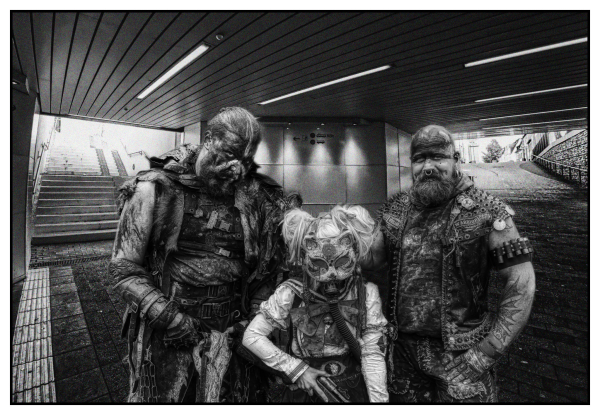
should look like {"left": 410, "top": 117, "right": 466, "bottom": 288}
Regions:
{"left": 184, "top": 122, "right": 201, "bottom": 146}
{"left": 255, "top": 121, "right": 411, "bottom": 218}
{"left": 12, "top": 86, "right": 37, "bottom": 283}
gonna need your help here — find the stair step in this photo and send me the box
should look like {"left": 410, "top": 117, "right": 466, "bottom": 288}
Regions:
{"left": 41, "top": 179, "right": 115, "bottom": 187}
{"left": 35, "top": 219, "right": 119, "bottom": 234}
{"left": 45, "top": 171, "right": 102, "bottom": 176}
{"left": 39, "top": 191, "right": 114, "bottom": 199}
{"left": 46, "top": 162, "right": 101, "bottom": 167}
{"left": 38, "top": 198, "right": 115, "bottom": 207}
{"left": 31, "top": 229, "right": 116, "bottom": 245}
{"left": 42, "top": 175, "right": 114, "bottom": 182}
{"left": 41, "top": 185, "right": 115, "bottom": 192}
{"left": 36, "top": 205, "right": 117, "bottom": 215}
{"left": 36, "top": 212, "right": 118, "bottom": 224}
{"left": 46, "top": 166, "right": 101, "bottom": 171}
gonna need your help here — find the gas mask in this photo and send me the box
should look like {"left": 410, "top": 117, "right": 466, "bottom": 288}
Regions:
{"left": 302, "top": 230, "right": 358, "bottom": 284}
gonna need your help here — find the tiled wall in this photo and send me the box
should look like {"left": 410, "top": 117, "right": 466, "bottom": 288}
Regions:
{"left": 255, "top": 122, "right": 412, "bottom": 218}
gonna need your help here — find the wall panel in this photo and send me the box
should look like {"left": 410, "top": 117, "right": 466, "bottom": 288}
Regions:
{"left": 283, "top": 124, "right": 344, "bottom": 166}
{"left": 284, "top": 165, "right": 346, "bottom": 204}
{"left": 346, "top": 165, "right": 387, "bottom": 204}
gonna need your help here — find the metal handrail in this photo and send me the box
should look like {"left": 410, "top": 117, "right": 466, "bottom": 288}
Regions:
{"left": 32, "top": 117, "right": 58, "bottom": 195}
{"left": 532, "top": 154, "right": 588, "bottom": 186}
{"left": 532, "top": 154, "right": 588, "bottom": 172}
{"left": 128, "top": 150, "right": 148, "bottom": 158}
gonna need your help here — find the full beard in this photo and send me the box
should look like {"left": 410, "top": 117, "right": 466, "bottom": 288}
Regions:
{"left": 410, "top": 172, "right": 458, "bottom": 209}
{"left": 196, "top": 159, "right": 240, "bottom": 196}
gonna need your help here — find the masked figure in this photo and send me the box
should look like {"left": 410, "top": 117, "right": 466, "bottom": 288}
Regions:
{"left": 109, "top": 107, "right": 298, "bottom": 402}
{"left": 243, "top": 205, "right": 389, "bottom": 403}
{"left": 364, "top": 125, "right": 536, "bottom": 402}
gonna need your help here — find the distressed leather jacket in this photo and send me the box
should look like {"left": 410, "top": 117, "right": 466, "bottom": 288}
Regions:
{"left": 379, "top": 178, "right": 512, "bottom": 351}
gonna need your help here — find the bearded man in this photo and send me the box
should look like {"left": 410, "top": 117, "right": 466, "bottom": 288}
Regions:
{"left": 363, "top": 125, "right": 535, "bottom": 402}
{"left": 109, "top": 107, "right": 297, "bottom": 402}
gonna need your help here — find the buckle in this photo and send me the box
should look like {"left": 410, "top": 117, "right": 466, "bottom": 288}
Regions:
{"left": 130, "top": 303, "right": 138, "bottom": 313}
{"left": 216, "top": 248, "right": 231, "bottom": 257}
{"left": 217, "top": 220, "right": 232, "bottom": 232}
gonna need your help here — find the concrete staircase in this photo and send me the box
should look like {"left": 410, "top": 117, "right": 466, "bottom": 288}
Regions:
{"left": 32, "top": 138, "right": 121, "bottom": 245}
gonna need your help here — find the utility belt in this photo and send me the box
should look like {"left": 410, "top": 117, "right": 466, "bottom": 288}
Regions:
{"left": 169, "top": 281, "right": 236, "bottom": 320}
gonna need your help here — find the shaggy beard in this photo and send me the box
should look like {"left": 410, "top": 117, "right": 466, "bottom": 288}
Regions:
{"left": 197, "top": 157, "right": 240, "bottom": 196}
{"left": 410, "top": 171, "right": 458, "bottom": 209}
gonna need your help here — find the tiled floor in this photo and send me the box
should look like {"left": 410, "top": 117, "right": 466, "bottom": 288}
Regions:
{"left": 12, "top": 268, "right": 56, "bottom": 402}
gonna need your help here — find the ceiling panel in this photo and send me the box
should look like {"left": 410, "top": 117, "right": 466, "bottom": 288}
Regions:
{"left": 12, "top": 11, "right": 589, "bottom": 136}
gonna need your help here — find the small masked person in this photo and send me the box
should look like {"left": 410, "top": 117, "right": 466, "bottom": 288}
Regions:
{"left": 243, "top": 205, "right": 389, "bottom": 403}
{"left": 364, "top": 125, "right": 535, "bottom": 402}
{"left": 109, "top": 107, "right": 296, "bottom": 402}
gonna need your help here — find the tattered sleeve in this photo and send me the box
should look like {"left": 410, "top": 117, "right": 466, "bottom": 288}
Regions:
{"left": 242, "top": 284, "right": 309, "bottom": 382}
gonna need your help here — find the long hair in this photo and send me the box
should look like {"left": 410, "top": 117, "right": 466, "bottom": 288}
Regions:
{"left": 207, "top": 107, "right": 262, "bottom": 166}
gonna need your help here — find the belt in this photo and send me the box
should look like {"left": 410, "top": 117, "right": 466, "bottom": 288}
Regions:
{"left": 169, "top": 281, "right": 234, "bottom": 320}
{"left": 178, "top": 240, "right": 244, "bottom": 259}
{"left": 170, "top": 280, "right": 234, "bottom": 299}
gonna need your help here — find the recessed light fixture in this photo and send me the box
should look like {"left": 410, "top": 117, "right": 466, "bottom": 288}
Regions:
{"left": 482, "top": 118, "right": 587, "bottom": 130}
{"left": 137, "top": 43, "right": 210, "bottom": 99}
{"left": 475, "top": 84, "right": 588, "bottom": 103}
{"left": 258, "top": 65, "right": 392, "bottom": 105}
{"left": 321, "top": 123, "right": 325, "bottom": 126}
{"left": 465, "top": 37, "right": 588, "bottom": 67}
{"left": 480, "top": 107, "right": 588, "bottom": 121}
{"left": 68, "top": 114, "right": 157, "bottom": 128}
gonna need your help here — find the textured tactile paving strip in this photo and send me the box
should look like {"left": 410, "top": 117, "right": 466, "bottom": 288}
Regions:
{"left": 11, "top": 267, "right": 56, "bottom": 402}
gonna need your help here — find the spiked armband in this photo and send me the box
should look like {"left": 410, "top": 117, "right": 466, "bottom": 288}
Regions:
{"left": 490, "top": 237, "right": 533, "bottom": 270}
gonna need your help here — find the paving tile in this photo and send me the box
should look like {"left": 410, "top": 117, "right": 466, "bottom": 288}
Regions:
{"left": 50, "top": 283, "right": 78, "bottom": 296}
{"left": 52, "top": 291, "right": 80, "bottom": 305}
{"left": 110, "top": 384, "right": 129, "bottom": 403}
{"left": 95, "top": 341, "right": 120, "bottom": 367}
{"left": 50, "top": 302, "right": 83, "bottom": 320}
{"left": 49, "top": 276, "right": 75, "bottom": 287}
{"left": 51, "top": 314, "right": 87, "bottom": 336}
{"left": 55, "top": 368, "right": 108, "bottom": 402}
{"left": 101, "top": 361, "right": 128, "bottom": 393}
{"left": 88, "top": 394, "right": 112, "bottom": 402}
{"left": 89, "top": 325, "right": 113, "bottom": 347}
{"left": 53, "top": 345, "right": 98, "bottom": 381}
{"left": 52, "top": 328, "right": 92, "bottom": 355}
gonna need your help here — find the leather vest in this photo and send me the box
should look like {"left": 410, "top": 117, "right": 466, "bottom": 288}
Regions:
{"left": 179, "top": 187, "right": 245, "bottom": 259}
{"left": 380, "top": 185, "right": 512, "bottom": 351}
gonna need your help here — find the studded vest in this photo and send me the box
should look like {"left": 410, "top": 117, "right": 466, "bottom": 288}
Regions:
{"left": 379, "top": 179, "right": 512, "bottom": 352}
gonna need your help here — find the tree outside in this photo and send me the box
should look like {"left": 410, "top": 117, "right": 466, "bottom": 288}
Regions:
{"left": 482, "top": 139, "right": 504, "bottom": 163}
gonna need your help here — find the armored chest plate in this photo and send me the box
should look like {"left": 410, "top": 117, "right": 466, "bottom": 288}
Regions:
{"left": 179, "top": 189, "right": 244, "bottom": 258}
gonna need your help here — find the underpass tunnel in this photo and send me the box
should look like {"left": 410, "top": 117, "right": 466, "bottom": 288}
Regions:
{"left": 11, "top": 12, "right": 589, "bottom": 403}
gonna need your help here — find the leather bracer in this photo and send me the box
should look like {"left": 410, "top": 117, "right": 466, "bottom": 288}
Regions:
{"left": 113, "top": 276, "right": 179, "bottom": 331}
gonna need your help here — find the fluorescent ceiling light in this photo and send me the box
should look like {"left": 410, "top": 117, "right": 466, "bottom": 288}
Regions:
{"left": 258, "top": 65, "right": 391, "bottom": 105}
{"left": 475, "top": 84, "right": 588, "bottom": 103}
{"left": 480, "top": 107, "right": 588, "bottom": 121}
{"left": 465, "top": 37, "right": 588, "bottom": 67}
{"left": 482, "top": 118, "right": 587, "bottom": 130}
{"left": 137, "top": 43, "right": 210, "bottom": 99}
{"left": 68, "top": 114, "right": 157, "bottom": 128}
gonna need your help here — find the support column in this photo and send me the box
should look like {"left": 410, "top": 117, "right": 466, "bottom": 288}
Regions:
{"left": 12, "top": 72, "right": 37, "bottom": 284}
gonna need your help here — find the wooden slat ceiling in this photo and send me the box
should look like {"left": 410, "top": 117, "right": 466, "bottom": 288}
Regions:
{"left": 11, "top": 11, "right": 589, "bottom": 136}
